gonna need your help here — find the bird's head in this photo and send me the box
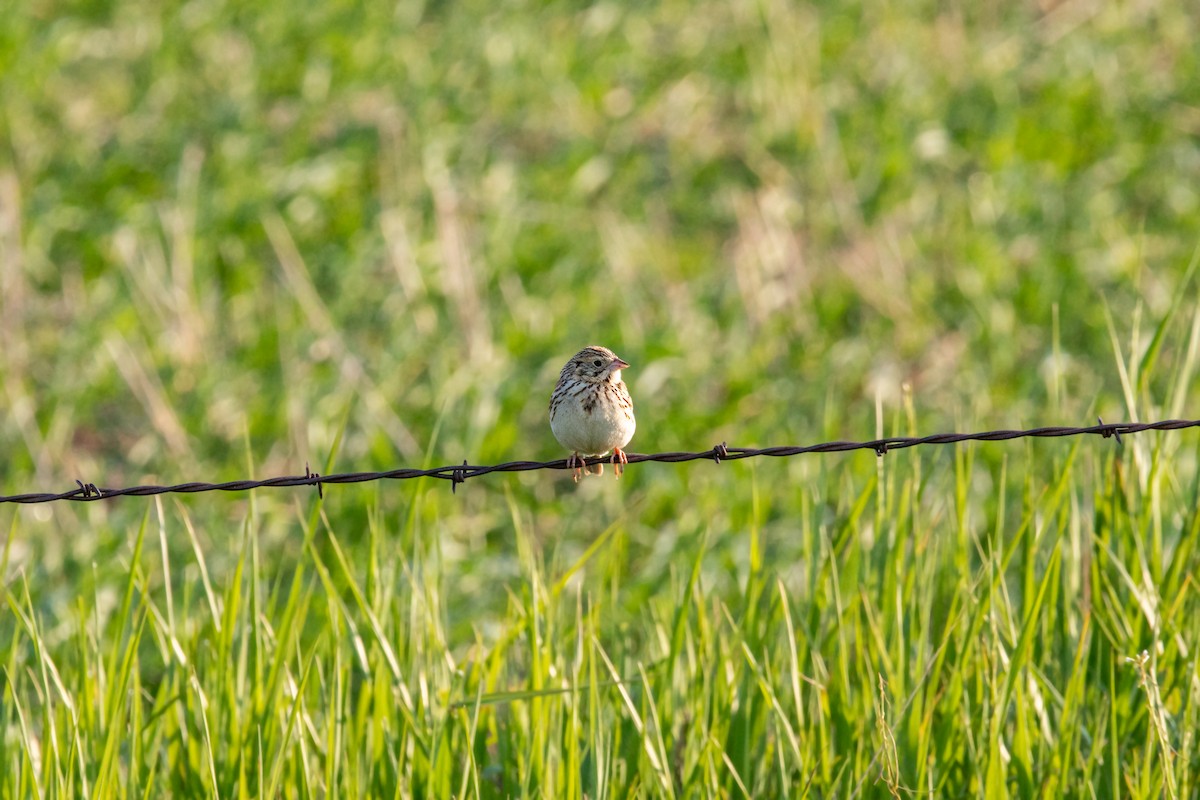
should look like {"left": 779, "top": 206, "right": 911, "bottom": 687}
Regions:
{"left": 563, "top": 346, "right": 630, "bottom": 384}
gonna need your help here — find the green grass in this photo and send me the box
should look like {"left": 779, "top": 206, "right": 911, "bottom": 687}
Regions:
{"left": 3, "top": 0, "right": 1200, "bottom": 796}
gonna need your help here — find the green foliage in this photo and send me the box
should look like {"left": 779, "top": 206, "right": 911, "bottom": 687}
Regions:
{"left": 3, "top": 0, "right": 1200, "bottom": 796}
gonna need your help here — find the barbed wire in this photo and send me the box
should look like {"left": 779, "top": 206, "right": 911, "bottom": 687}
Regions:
{"left": 0, "top": 418, "right": 1195, "bottom": 505}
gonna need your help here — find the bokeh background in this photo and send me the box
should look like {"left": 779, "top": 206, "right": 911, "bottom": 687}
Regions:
{"left": 3, "top": 0, "right": 1200, "bottom": 795}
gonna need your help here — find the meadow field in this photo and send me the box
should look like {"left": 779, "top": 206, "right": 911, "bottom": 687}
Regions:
{"left": 3, "top": 0, "right": 1200, "bottom": 796}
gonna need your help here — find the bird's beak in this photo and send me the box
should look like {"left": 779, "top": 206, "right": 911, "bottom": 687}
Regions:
{"left": 613, "top": 357, "right": 630, "bottom": 370}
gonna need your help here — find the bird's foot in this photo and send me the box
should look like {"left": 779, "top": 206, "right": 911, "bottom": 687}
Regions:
{"left": 611, "top": 447, "right": 629, "bottom": 479}
{"left": 566, "top": 452, "right": 585, "bottom": 482}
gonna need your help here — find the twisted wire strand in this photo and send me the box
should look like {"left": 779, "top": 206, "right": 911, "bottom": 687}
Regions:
{"left": 1, "top": 418, "right": 1195, "bottom": 505}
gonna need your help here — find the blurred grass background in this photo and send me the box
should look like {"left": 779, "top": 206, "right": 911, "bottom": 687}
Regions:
{"left": 2, "top": 0, "right": 1200, "bottom": 796}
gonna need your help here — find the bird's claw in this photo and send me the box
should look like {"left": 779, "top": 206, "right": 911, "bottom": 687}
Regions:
{"left": 611, "top": 447, "right": 628, "bottom": 479}
{"left": 567, "top": 452, "right": 584, "bottom": 482}
{"left": 568, "top": 450, "right": 627, "bottom": 481}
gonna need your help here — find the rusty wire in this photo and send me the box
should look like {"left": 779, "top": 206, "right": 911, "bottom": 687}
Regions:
{"left": 0, "top": 418, "right": 1196, "bottom": 505}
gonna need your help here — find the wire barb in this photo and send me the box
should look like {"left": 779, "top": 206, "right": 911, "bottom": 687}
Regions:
{"left": 75, "top": 479, "right": 101, "bottom": 499}
{"left": 1098, "top": 416, "right": 1122, "bottom": 444}
{"left": 1, "top": 418, "right": 1194, "bottom": 505}
{"left": 305, "top": 462, "right": 323, "bottom": 499}
{"left": 451, "top": 460, "right": 468, "bottom": 494}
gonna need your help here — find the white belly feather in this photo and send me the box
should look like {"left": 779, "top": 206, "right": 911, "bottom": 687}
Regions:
{"left": 550, "top": 389, "right": 635, "bottom": 455}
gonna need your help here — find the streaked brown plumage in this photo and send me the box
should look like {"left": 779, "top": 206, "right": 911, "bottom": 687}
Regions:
{"left": 549, "top": 346, "right": 636, "bottom": 481}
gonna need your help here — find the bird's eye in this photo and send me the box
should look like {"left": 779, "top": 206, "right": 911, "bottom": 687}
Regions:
{"left": 593, "top": 359, "right": 603, "bottom": 367}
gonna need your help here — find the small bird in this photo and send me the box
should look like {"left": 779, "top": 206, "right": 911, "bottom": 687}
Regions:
{"left": 549, "top": 346, "right": 636, "bottom": 481}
